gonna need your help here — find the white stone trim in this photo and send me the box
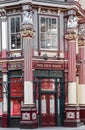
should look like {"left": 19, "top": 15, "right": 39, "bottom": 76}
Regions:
{"left": 24, "top": 81, "right": 33, "bottom": 105}
{"left": 78, "top": 84, "right": 85, "bottom": 105}
{"left": 68, "top": 82, "right": 77, "bottom": 105}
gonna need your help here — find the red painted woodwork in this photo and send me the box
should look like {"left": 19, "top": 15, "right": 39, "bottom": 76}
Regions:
{"left": 33, "top": 62, "right": 64, "bottom": 70}
{"left": 64, "top": 106, "right": 81, "bottom": 127}
{"left": 20, "top": 104, "right": 38, "bottom": 128}
{"left": 11, "top": 100, "right": 21, "bottom": 116}
{"left": 10, "top": 78, "right": 23, "bottom": 116}
{"left": 80, "top": 106, "right": 85, "bottom": 124}
{"left": 10, "top": 78, "right": 23, "bottom": 97}
{"left": 2, "top": 113, "right": 8, "bottom": 127}
{"left": 41, "top": 94, "right": 56, "bottom": 127}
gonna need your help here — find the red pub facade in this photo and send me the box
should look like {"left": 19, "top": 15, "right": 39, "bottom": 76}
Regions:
{"left": 0, "top": 0, "right": 85, "bottom": 128}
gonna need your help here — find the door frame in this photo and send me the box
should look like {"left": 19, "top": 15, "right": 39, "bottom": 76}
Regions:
{"left": 33, "top": 70, "right": 65, "bottom": 127}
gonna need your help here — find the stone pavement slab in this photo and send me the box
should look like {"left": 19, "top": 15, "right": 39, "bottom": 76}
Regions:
{"left": 0, "top": 126, "right": 85, "bottom": 130}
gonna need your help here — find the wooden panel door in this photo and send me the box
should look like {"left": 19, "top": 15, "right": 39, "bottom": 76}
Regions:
{"left": 41, "top": 94, "right": 56, "bottom": 126}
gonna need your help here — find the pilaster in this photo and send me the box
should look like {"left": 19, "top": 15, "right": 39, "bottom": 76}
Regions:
{"left": 64, "top": 14, "right": 81, "bottom": 127}
{"left": 78, "top": 39, "right": 85, "bottom": 123}
{"left": 0, "top": 9, "right": 8, "bottom": 128}
{"left": 20, "top": 5, "right": 38, "bottom": 129}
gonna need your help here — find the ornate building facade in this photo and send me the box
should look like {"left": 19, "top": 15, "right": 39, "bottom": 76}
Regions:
{"left": 0, "top": 0, "right": 85, "bottom": 128}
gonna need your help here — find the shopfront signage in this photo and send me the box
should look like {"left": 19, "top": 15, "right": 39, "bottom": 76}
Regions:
{"left": 33, "top": 63, "right": 64, "bottom": 70}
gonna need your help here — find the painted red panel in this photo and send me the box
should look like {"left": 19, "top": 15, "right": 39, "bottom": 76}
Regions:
{"left": 41, "top": 94, "right": 56, "bottom": 126}
{"left": 10, "top": 78, "right": 23, "bottom": 97}
{"left": 11, "top": 100, "right": 21, "bottom": 116}
{"left": 41, "top": 79, "right": 55, "bottom": 91}
{"left": 10, "top": 78, "right": 23, "bottom": 116}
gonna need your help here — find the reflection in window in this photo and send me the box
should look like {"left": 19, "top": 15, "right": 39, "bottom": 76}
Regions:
{"left": 9, "top": 16, "right": 21, "bottom": 50}
{"left": 40, "top": 16, "right": 58, "bottom": 50}
{"left": 11, "top": 100, "right": 21, "bottom": 116}
{"left": 41, "top": 78, "right": 55, "bottom": 91}
{"left": 41, "top": 95, "right": 46, "bottom": 114}
{"left": 50, "top": 95, "right": 55, "bottom": 114}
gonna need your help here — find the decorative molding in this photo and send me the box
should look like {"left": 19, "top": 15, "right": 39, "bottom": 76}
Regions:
{"left": 67, "top": 112, "right": 75, "bottom": 119}
{"left": 21, "top": 28, "right": 34, "bottom": 38}
{"left": 78, "top": 39, "right": 85, "bottom": 47}
{"left": 65, "top": 33, "right": 77, "bottom": 40}
{"left": 8, "top": 62, "right": 23, "bottom": 70}
{"left": 38, "top": 7, "right": 59, "bottom": 15}
{"left": 0, "top": 8, "right": 7, "bottom": 22}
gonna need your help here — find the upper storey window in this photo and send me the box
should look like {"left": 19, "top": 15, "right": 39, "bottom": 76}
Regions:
{"left": 9, "top": 16, "right": 21, "bottom": 50}
{"left": 39, "top": 16, "right": 58, "bottom": 50}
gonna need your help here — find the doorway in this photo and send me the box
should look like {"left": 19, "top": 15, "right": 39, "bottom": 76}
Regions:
{"left": 33, "top": 72, "right": 65, "bottom": 127}
{"left": 40, "top": 93, "right": 56, "bottom": 126}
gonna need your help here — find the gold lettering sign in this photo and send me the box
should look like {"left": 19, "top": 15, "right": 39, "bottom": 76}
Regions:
{"left": 35, "top": 63, "right": 63, "bottom": 70}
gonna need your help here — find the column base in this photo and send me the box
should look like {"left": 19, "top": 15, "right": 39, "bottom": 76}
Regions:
{"left": 2, "top": 112, "right": 8, "bottom": 127}
{"left": 20, "top": 104, "right": 38, "bottom": 129}
{"left": 64, "top": 105, "right": 81, "bottom": 127}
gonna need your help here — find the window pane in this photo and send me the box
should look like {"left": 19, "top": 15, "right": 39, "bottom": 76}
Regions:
{"left": 11, "top": 18, "right": 15, "bottom": 33}
{"left": 41, "top": 33, "right": 46, "bottom": 48}
{"left": 48, "top": 18, "right": 51, "bottom": 31}
{"left": 16, "top": 17, "right": 20, "bottom": 32}
{"left": 16, "top": 33, "right": 21, "bottom": 49}
{"left": 41, "top": 17, "right": 45, "bottom": 32}
{"left": 46, "top": 18, "right": 48, "bottom": 32}
{"left": 11, "top": 34, "right": 16, "bottom": 49}
{"left": 40, "top": 16, "right": 58, "bottom": 50}
{"left": 10, "top": 16, "right": 21, "bottom": 50}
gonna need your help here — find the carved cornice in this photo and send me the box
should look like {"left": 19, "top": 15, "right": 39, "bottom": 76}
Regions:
{"left": 65, "top": 33, "right": 77, "bottom": 40}
{"left": 78, "top": 39, "right": 85, "bottom": 47}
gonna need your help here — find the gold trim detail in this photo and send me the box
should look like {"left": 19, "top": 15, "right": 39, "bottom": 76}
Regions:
{"left": 21, "top": 29, "right": 34, "bottom": 38}
{"left": 65, "top": 33, "right": 77, "bottom": 40}
{"left": 78, "top": 39, "right": 85, "bottom": 47}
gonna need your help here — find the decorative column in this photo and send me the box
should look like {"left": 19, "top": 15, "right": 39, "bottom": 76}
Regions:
{"left": 78, "top": 17, "right": 85, "bottom": 123}
{"left": 64, "top": 15, "right": 81, "bottom": 127}
{"left": 20, "top": 5, "right": 38, "bottom": 129}
{"left": 1, "top": 9, "right": 8, "bottom": 127}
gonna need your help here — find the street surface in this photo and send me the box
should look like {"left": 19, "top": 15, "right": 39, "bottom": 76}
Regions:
{"left": 0, "top": 126, "right": 85, "bottom": 130}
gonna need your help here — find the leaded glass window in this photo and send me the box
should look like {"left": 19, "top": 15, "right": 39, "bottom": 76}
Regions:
{"left": 39, "top": 16, "right": 58, "bottom": 50}
{"left": 9, "top": 16, "right": 21, "bottom": 50}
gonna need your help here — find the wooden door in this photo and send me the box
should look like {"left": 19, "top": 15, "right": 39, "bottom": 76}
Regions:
{"left": 41, "top": 94, "right": 56, "bottom": 126}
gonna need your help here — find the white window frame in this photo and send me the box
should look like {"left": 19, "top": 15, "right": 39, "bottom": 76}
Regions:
{"left": 39, "top": 15, "right": 58, "bottom": 51}
{"left": 9, "top": 15, "right": 22, "bottom": 51}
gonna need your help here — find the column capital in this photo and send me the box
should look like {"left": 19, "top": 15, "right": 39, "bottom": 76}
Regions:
{"left": 21, "top": 24, "right": 34, "bottom": 38}
{"left": 65, "top": 33, "right": 77, "bottom": 41}
{"left": 78, "top": 39, "right": 85, "bottom": 47}
{"left": 0, "top": 8, "right": 7, "bottom": 22}
{"left": 1, "top": 15, "right": 7, "bottom": 22}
